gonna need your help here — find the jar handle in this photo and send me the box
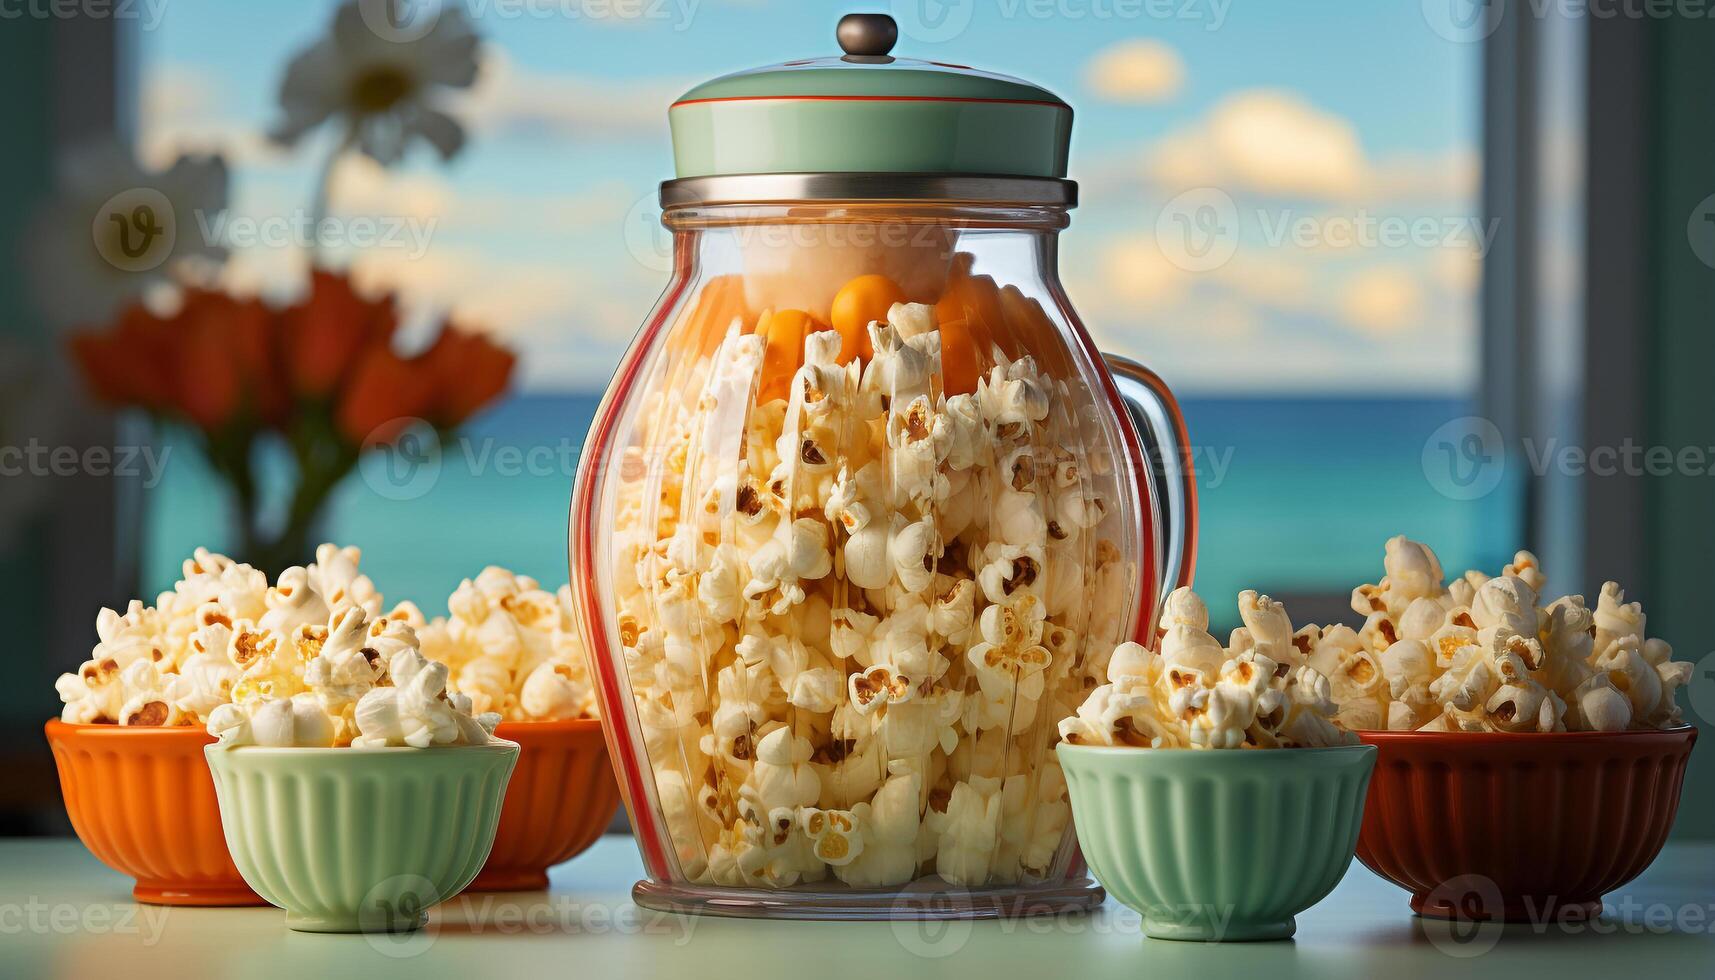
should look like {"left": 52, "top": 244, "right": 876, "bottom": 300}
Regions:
{"left": 1103, "top": 354, "right": 1199, "bottom": 610}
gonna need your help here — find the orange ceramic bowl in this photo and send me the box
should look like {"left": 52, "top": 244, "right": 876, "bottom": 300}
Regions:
{"left": 1356, "top": 727, "right": 1696, "bottom": 922}
{"left": 466, "top": 717, "right": 620, "bottom": 891}
{"left": 44, "top": 719, "right": 263, "bottom": 906}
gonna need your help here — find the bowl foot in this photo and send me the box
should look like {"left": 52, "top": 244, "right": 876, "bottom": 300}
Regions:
{"left": 285, "top": 909, "right": 430, "bottom": 934}
{"left": 633, "top": 877, "right": 1105, "bottom": 920}
{"left": 1412, "top": 891, "right": 1603, "bottom": 924}
{"left": 466, "top": 868, "right": 552, "bottom": 892}
{"left": 133, "top": 881, "right": 264, "bottom": 907}
{"left": 1143, "top": 913, "right": 1296, "bottom": 943}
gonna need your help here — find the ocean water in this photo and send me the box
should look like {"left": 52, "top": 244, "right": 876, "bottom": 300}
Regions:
{"left": 145, "top": 393, "right": 1521, "bottom": 624}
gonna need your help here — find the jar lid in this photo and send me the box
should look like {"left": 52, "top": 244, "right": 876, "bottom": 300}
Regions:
{"left": 667, "top": 13, "right": 1073, "bottom": 186}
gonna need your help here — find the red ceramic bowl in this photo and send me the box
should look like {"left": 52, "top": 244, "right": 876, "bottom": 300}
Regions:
{"left": 1356, "top": 727, "right": 1696, "bottom": 922}
{"left": 466, "top": 718, "right": 621, "bottom": 891}
{"left": 44, "top": 719, "right": 264, "bottom": 906}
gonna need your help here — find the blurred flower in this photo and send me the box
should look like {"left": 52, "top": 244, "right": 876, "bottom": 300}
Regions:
{"left": 418, "top": 324, "right": 516, "bottom": 427}
{"left": 271, "top": 0, "right": 481, "bottom": 165}
{"left": 70, "top": 290, "right": 281, "bottom": 432}
{"left": 27, "top": 140, "right": 228, "bottom": 327}
{"left": 67, "top": 305, "right": 180, "bottom": 411}
{"left": 172, "top": 290, "right": 284, "bottom": 430}
{"left": 336, "top": 343, "right": 436, "bottom": 444}
{"left": 280, "top": 269, "right": 398, "bottom": 398}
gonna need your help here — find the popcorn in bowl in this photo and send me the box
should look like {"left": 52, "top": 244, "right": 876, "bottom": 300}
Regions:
{"left": 1341, "top": 535, "right": 1692, "bottom": 733}
{"left": 205, "top": 606, "right": 501, "bottom": 749}
{"left": 55, "top": 546, "right": 595, "bottom": 733}
{"left": 1059, "top": 587, "right": 1357, "bottom": 750}
{"left": 54, "top": 545, "right": 371, "bottom": 727}
{"left": 413, "top": 567, "right": 598, "bottom": 723}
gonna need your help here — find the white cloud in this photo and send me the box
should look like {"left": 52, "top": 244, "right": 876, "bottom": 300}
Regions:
{"left": 1339, "top": 265, "right": 1424, "bottom": 335}
{"left": 1085, "top": 39, "right": 1184, "bottom": 104}
{"left": 1145, "top": 89, "right": 1476, "bottom": 204}
{"left": 138, "top": 62, "right": 282, "bottom": 169}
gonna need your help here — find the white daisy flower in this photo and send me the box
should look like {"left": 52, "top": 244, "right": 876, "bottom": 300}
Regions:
{"left": 271, "top": 0, "right": 481, "bottom": 166}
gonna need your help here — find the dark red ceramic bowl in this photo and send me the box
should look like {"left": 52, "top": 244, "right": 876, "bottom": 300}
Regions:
{"left": 1356, "top": 727, "right": 1696, "bottom": 922}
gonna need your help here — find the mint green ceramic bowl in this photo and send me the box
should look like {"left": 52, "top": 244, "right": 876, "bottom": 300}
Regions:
{"left": 1058, "top": 743, "right": 1376, "bottom": 942}
{"left": 204, "top": 741, "right": 518, "bottom": 933}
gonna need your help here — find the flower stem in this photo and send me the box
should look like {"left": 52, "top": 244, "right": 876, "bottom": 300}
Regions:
{"left": 307, "top": 122, "right": 360, "bottom": 265}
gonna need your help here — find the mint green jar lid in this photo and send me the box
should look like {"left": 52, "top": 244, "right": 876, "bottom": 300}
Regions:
{"left": 667, "top": 13, "right": 1073, "bottom": 187}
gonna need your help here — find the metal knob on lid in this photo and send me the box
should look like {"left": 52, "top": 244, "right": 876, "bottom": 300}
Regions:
{"left": 837, "top": 13, "right": 897, "bottom": 62}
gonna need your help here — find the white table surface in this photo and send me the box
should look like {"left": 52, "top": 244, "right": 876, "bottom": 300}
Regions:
{"left": 4, "top": 836, "right": 1714, "bottom": 979}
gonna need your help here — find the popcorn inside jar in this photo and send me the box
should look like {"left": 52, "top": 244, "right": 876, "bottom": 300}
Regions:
{"left": 600, "top": 267, "right": 1148, "bottom": 890}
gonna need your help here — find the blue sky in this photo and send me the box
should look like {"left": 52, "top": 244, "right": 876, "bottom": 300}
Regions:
{"left": 139, "top": 0, "right": 1480, "bottom": 394}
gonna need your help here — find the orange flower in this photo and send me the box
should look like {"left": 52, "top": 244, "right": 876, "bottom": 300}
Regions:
{"left": 172, "top": 289, "right": 285, "bottom": 430}
{"left": 68, "top": 305, "right": 179, "bottom": 410}
{"left": 418, "top": 324, "right": 516, "bottom": 427}
{"left": 281, "top": 270, "right": 397, "bottom": 398}
{"left": 336, "top": 343, "right": 437, "bottom": 445}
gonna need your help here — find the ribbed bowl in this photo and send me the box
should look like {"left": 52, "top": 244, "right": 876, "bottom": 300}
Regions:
{"left": 1058, "top": 743, "right": 1377, "bottom": 941}
{"left": 45, "top": 720, "right": 262, "bottom": 906}
{"left": 204, "top": 741, "right": 518, "bottom": 933}
{"left": 1356, "top": 727, "right": 1696, "bottom": 922}
{"left": 468, "top": 718, "right": 620, "bottom": 891}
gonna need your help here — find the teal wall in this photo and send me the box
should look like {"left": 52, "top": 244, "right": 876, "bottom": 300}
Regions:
{"left": 0, "top": 15, "right": 57, "bottom": 731}
{"left": 1647, "top": 16, "right": 1715, "bottom": 838}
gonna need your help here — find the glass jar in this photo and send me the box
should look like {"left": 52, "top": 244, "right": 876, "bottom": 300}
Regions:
{"left": 569, "top": 16, "right": 1196, "bottom": 919}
